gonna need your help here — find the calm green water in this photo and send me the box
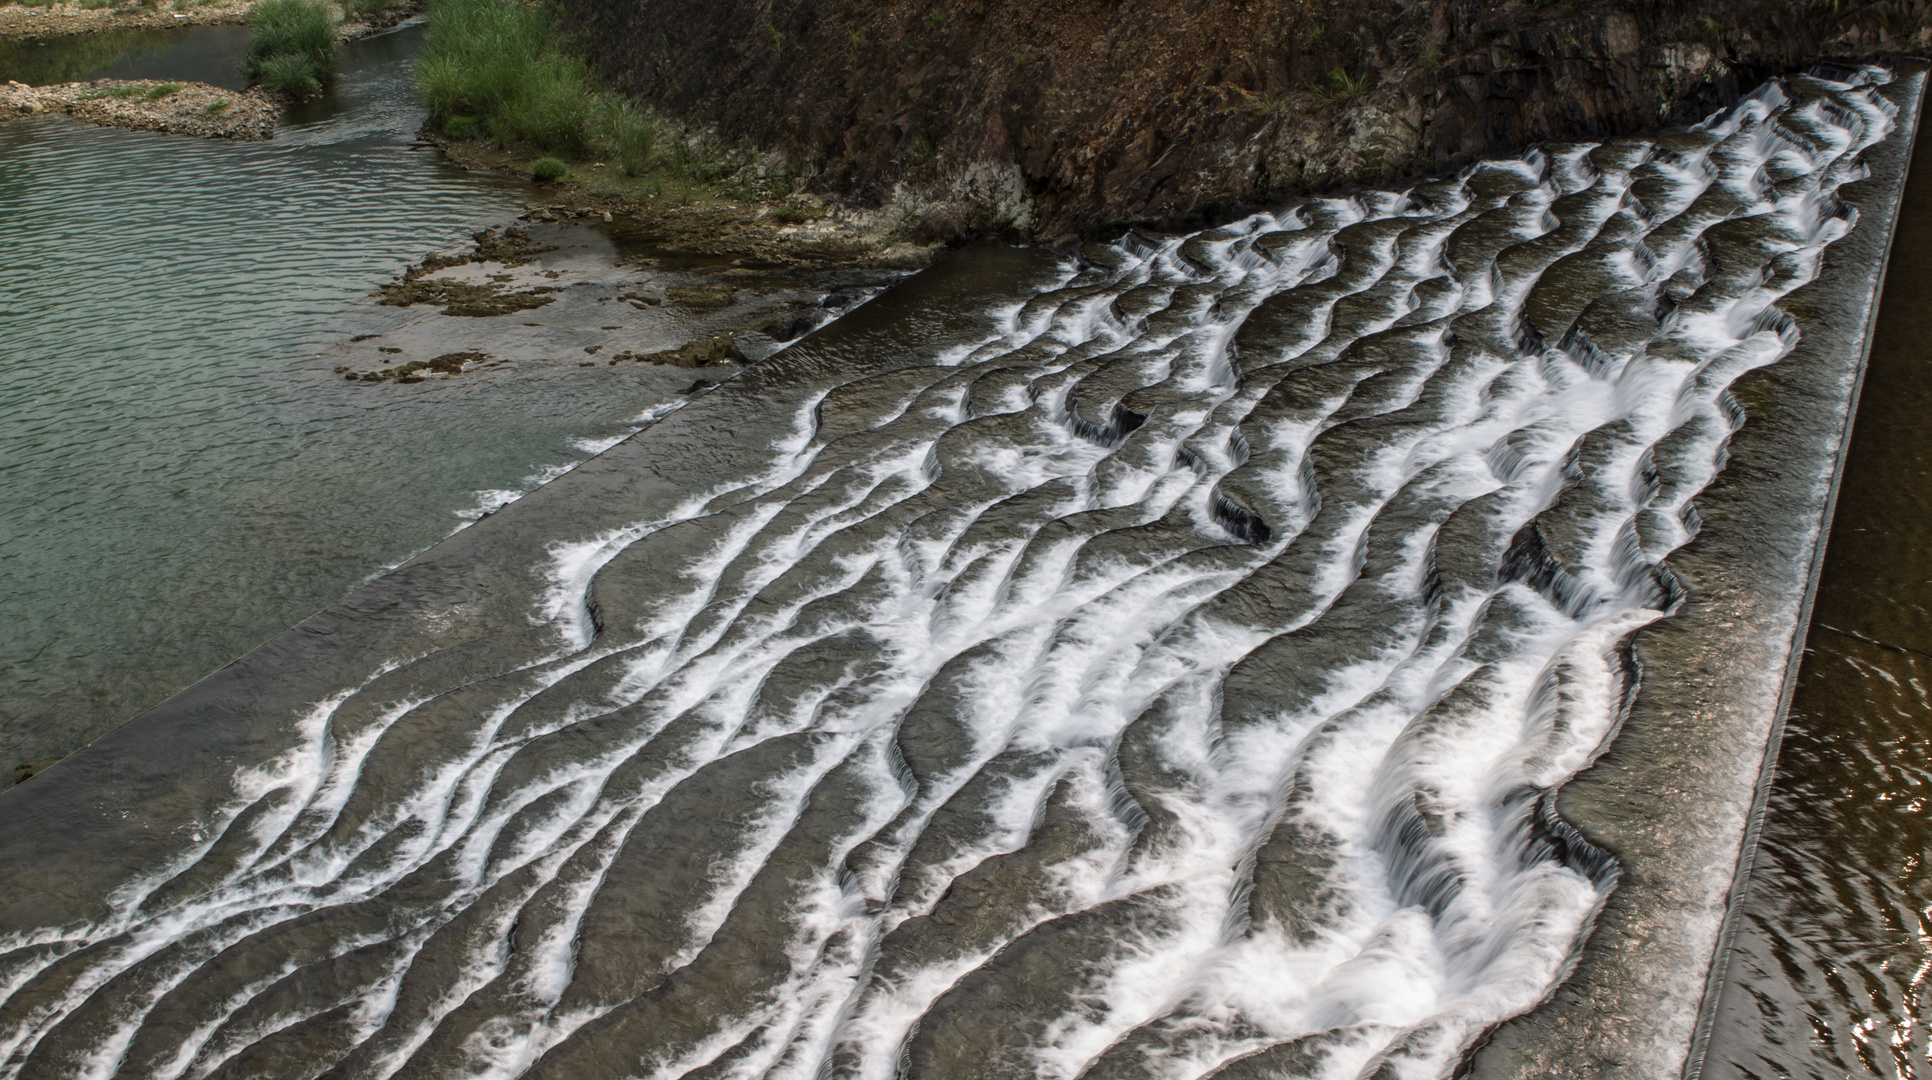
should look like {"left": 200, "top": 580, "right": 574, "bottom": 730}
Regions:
{"left": 0, "top": 26, "right": 671, "bottom": 778}
{"left": 0, "top": 22, "right": 251, "bottom": 88}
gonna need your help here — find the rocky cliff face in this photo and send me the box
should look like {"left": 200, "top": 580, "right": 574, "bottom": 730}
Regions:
{"left": 559, "top": 0, "right": 1929, "bottom": 235}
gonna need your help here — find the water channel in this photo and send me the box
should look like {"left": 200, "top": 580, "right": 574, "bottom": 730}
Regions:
{"left": 1699, "top": 80, "right": 1932, "bottom": 1079}
{"left": 0, "top": 23, "right": 1929, "bottom": 1080}
{"left": 0, "top": 23, "right": 684, "bottom": 779}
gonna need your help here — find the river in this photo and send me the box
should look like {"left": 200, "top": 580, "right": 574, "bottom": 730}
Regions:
{"left": 0, "top": 26, "right": 1924, "bottom": 1080}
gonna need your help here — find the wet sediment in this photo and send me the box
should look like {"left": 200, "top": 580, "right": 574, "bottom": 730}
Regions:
{"left": 330, "top": 219, "right": 903, "bottom": 387}
{"left": 0, "top": 68, "right": 1914, "bottom": 1080}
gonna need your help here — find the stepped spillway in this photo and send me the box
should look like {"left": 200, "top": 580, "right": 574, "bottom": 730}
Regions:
{"left": 0, "top": 65, "right": 1920, "bottom": 1080}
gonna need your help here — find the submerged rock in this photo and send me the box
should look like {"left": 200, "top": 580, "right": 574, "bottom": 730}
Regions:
{"left": 621, "top": 334, "right": 747, "bottom": 368}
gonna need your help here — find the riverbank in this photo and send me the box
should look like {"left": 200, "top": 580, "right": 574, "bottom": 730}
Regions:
{"left": 370, "top": 134, "right": 945, "bottom": 317}
{"left": 0, "top": 0, "right": 413, "bottom": 41}
{"left": 0, "top": 0, "right": 252, "bottom": 39}
{"left": 399, "top": 0, "right": 939, "bottom": 269}
{"left": 2, "top": 75, "right": 274, "bottom": 136}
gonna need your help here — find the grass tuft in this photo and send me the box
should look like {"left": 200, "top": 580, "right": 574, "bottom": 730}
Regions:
{"left": 144, "top": 81, "right": 182, "bottom": 99}
{"left": 258, "top": 51, "right": 320, "bottom": 96}
{"left": 531, "top": 156, "right": 568, "bottom": 181}
{"left": 242, "top": 0, "right": 336, "bottom": 96}
{"left": 1313, "top": 65, "right": 1371, "bottom": 103}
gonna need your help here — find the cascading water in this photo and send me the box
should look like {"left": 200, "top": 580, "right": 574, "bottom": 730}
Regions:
{"left": 0, "top": 67, "right": 1903, "bottom": 1080}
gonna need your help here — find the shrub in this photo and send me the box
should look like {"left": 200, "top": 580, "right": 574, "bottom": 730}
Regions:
{"left": 417, "top": 0, "right": 559, "bottom": 129}
{"left": 442, "top": 114, "right": 480, "bottom": 139}
{"left": 531, "top": 156, "right": 568, "bottom": 182}
{"left": 614, "top": 109, "right": 653, "bottom": 175}
{"left": 418, "top": 0, "right": 658, "bottom": 169}
{"left": 242, "top": 0, "right": 337, "bottom": 92}
{"left": 258, "top": 52, "right": 321, "bottom": 96}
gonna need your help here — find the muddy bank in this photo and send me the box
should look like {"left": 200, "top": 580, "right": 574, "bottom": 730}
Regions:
{"left": 559, "top": 0, "right": 1932, "bottom": 236}
{"left": 338, "top": 218, "right": 905, "bottom": 387}
{"left": 427, "top": 131, "right": 943, "bottom": 267}
{"left": 1, "top": 75, "right": 274, "bottom": 136}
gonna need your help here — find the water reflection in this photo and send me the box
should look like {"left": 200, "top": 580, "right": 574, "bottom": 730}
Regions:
{"left": 1703, "top": 96, "right": 1932, "bottom": 1080}
{"left": 0, "top": 25, "right": 662, "bottom": 780}
{"left": 0, "top": 23, "right": 251, "bottom": 89}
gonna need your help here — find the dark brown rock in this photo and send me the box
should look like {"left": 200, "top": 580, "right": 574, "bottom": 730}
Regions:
{"left": 559, "top": 0, "right": 1929, "bottom": 236}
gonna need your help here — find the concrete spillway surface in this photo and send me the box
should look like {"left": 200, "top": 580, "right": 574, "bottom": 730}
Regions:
{"left": 0, "top": 64, "right": 1919, "bottom": 1080}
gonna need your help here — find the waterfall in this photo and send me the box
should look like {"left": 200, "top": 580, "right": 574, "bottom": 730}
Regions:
{"left": 0, "top": 66, "right": 1900, "bottom": 1080}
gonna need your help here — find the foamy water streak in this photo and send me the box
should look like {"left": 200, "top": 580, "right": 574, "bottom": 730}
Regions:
{"left": 0, "top": 70, "right": 1897, "bottom": 1080}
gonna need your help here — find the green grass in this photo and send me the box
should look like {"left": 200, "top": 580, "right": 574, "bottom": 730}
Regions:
{"left": 242, "top": 0, "right": 336, "bottom": 96}
{"left": 143, "top": 81, "right": 181, "bottom": 99}
{"left": 531, "top": 156, "right": 567, "bottom": 181}
{"left": 417, "top": 0, "right": 656, "bottom": 172}
{"left": 203, "top": 99, "right": 230, "bottom": 114}
{"left": 1313, "top": 65, "right": 1371, "bottom": 103}
{"left": 257, "top": 50, "right": 320, "bottom": 95}
{"left": 81, "top": 84, "right": 144, "bottom": 99}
